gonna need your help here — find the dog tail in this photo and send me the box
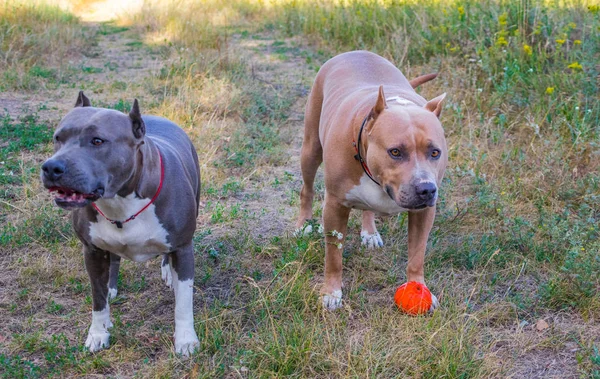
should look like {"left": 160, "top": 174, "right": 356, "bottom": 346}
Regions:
{"left": 409, "top": 73, "right": 438, "bottom": 89}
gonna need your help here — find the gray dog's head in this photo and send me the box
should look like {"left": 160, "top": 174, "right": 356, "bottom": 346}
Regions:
{"left": 41, "top": 92, "right": 146, "bottom": 209}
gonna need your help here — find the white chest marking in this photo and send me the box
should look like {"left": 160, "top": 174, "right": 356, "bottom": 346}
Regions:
{"left": 89, "top": 194, "right": 171, "bottom": 262}
{"left": 344, "top": 175, "right": 408, "bottom": 215}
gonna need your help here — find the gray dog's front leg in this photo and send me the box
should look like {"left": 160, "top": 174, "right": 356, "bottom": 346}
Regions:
{"left": 83, "top": 245, "right": 113, "bottom": 352}
{"left": 169, "top": 243, "right": 199, "bottom": 356}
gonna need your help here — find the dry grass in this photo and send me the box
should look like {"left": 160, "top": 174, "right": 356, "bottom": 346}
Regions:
{"left": 1, "top": 0, "right": 599, "bottom": 378}
{"left": 0, "top": 0, "right": 98, "bottom": 90}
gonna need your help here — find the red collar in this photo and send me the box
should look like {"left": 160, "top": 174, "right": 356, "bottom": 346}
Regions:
{"left": 92, "top": 151, "right": 164, "bottom": 229}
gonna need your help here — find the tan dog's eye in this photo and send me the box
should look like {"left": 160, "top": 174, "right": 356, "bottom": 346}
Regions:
{"left": 431, "top": 149, "right": 441, "bottom": 159}
{"left": 389, "top": 148, "right": 402, "bottom": 158}
{"left": 91, "top": 138, "right": 104, "bottom": 146}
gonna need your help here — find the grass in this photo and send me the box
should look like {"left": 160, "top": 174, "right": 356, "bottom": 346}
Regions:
{"left": 0, "top": 0, "right": 599, "bottom": 377}
{"left": 0, "top": 0, "right": 96, "bottom": 90}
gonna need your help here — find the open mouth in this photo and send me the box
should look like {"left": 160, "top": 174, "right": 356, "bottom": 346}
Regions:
{"left": 48, "top": 187, "right": 102, "bottom": 209}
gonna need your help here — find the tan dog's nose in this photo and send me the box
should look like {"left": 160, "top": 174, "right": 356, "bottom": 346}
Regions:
{"left": 415, "top": 182, "right": 437, "bottom": 201}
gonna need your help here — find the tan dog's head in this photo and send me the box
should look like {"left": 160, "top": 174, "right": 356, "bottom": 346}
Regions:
{"left": 365, "top": 86, "right": 447, "bottom": 210}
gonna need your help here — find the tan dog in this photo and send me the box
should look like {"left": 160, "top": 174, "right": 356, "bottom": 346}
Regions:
{"left": 296, "top": 51, "right": 447, "bottom": 310}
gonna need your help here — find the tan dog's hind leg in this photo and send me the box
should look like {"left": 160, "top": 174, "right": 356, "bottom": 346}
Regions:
{"left": 322, "top": 195, "right": 351, "bottom": 310}
{"left": 407, "top": 207, "right": 439, "bottom": 311}
{"left": 296, "top": 84, "right": 324, "bottom": 233}
{"left": 360, "top": 211, "right": 383, "bottom": 249}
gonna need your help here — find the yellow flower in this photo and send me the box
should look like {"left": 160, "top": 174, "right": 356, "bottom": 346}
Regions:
{"left": 457, "top": 6, "right": 465, "bottom": 16}
{"left": 546, "top": 87, "right": 555, "bottom": 95}
{"left": 523, "top": 44, "right": 532, "bottom": 55}
{"left": 496, "top": 36, "right": 508, "bottom": 46}
{"left": 589, "top": 5, "right": 600, "bottom": 14}
{"left": 450, "top": 46, "right": 459, "bottom": 52}
{"left": 533, "top": 25, "right": 541, "bottom": 35}
{"left": 498, "top": 12, "right": 508, "bottom": 27}
{"left": 513, "top": 28, "right": 520, "bottom": 36}
{"left": 568, "top": 22, "right": 577, "bottom": 29}
{"left": 574, "top": 39, "right": 582, "bottom": 45}
{"left": 555, "top": 39, "right": 566, "bottom": 45}
{"left": 567, "top": 62, "right": 583, "bottom": 70}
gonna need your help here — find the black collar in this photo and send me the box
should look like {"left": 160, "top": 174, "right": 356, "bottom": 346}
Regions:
{"left": 352, "top": 114, "right": 380, "bottom": 186}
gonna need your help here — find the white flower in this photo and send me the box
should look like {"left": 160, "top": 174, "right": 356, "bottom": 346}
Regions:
{"left": 337, "top": 243, "right": 343, "bottom": 249}
{"left": 317, "top": 224, "right": 324, "bottom": 234}
{"left": 330, "top": 230, "right": 344, "bottom": 240}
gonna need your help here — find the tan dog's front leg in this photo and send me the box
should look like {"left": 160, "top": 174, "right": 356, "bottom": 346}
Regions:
{"left": 407, "top": 206, "right": 439, "bottom": 311}
{"left": 322, "top": 195, "right": 351, "bottom": 310}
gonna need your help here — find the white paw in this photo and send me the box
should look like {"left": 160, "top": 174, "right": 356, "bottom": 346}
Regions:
{"left": 429, "top": 293, "right": 440, "bottom": 313}
{"left": 161, "top": 263, "right": 172, "bottom": 288}
{"left": 294, "top": 224, "right": 312, "bottom": 237}
{"left": 174, "top": 328, "right": 200, "bottom": 356}
{"left": 294, "top": 223, "right": 324, "bottom": 237}
{"left": 322, "top": 289, "right": 343, "bottom": 310}
{"left": 108, "top": 287, "right": 118, "bottom": 300}
{"left": 360, "top": 230, "right": 384, "bottom": 249}
{"left": 85, "top": 319, "right": 113, "bottom": 352}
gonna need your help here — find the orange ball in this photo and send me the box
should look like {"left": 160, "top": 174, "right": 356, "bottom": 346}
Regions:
{"left": 394, "top": 281, "right": 432, "bottom": 315}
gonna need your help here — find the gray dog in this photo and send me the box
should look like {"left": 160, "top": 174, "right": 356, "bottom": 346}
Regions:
{"left": 41, "top": 92, "right": 201, "bottom": 355}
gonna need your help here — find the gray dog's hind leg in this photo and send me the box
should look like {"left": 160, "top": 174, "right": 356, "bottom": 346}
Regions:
{"left": 169, "top": 244, "right": 199, "bottom": 356}
{"left": 108, "top": 253, "right": 120, "bottom": 299}
{"left": 83, "top": 246, "right": 113, "bottom": 352}
{"left": 161, "top": 254, "right": 172, "bottom": 288}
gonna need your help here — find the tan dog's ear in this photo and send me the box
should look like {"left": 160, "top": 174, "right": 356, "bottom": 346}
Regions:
{"left": 74, "top": 91, "right": 91, "bottom": 108}
{"left": 424, "top": 93, "right": 446, "bottom": 118}
{"left": 373, "top": 85, "right": 387, "bottom": 116}
{"left": 367, "top": 86, "right": 387, "bottom": 134}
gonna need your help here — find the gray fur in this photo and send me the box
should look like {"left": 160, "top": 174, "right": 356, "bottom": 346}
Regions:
{"left": 41, "top": 93, "right": 201, "bottom": 354}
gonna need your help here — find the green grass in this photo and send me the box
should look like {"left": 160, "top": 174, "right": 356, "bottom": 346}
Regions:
{"left": 0, "top": 112, "right": 53, "bottom": 185}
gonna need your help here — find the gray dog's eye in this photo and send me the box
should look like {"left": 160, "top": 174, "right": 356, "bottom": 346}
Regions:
{"left": 91, "top": 138, "right": 104, "bottom": 146}
{"left": 54, "top": 135, "right": 60, "bottom": 142}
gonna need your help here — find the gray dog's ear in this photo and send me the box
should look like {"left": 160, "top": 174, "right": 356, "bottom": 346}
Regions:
{"left": 74, "top": 91, "right": 91, "bottom": 107}
{"left": 424, "top": 93, "right": 447, "bottom": 118}
{"left": 129, "top": 99, "right": 145, "bottom": 139}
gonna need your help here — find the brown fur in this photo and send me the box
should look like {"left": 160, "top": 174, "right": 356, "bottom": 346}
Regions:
{"left": 296, "top": 51, "right": 448, "bottom": 308}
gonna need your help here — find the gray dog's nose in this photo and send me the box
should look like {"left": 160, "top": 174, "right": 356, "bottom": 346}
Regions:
{"left": 42, "top": 159, "right": 66, "bottom": 181}
{"left": 415, "top": 182, "right": 437, "bottom": 201}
